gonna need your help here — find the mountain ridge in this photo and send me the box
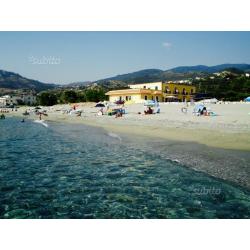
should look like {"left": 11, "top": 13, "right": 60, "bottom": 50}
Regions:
{"left": 1, "top": 63, "right": 250, "bottom": 93}
{"left": 0, "top": 69, "right": 56, "bottom": 93}
{"left": 170, "top": 63, "right": 250, "bottom": 73}
{"left": 94, "top": 63, "right": 250, "bottom": 85}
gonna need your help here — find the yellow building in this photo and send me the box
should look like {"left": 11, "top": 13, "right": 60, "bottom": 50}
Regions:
{"left": 105, "top": 81, "right": 196, "bottom": 103}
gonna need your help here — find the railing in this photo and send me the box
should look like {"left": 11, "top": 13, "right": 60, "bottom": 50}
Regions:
{"left": 164, "top": 93, "right": 178, "bottom": 96}
{"left": 164, "top": 91, "right": 195, "bottom": 96}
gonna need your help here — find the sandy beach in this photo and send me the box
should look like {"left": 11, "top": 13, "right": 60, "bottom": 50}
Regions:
{"left": 6, "top": 102, "right": 250, "bottom": 189}
{"left": 8, "top": 102, "right": 250, "bottom": 150}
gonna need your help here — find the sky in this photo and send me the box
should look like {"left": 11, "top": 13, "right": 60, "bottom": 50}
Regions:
{"left": 0, "top": 32, "right": 250, "bottom": 84}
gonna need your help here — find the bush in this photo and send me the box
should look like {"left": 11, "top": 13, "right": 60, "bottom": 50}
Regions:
{"left": 38, "top": 92, "right": 58, "bottom": 106}
{"left": 61, "top": 90, "right": 78, "bottom": 103}
{"left": 85, "top": 89, "right": 106, "bottom": 102}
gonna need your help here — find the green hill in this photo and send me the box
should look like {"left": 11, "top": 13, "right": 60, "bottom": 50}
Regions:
{"left": 0, "top": 69, "right": 55, "bottom": 93}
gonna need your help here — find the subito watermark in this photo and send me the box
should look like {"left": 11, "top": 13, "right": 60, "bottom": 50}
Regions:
{"left": 28, "top": 55, "right": 61, "bottom": 65}
{"left": 193, "top": 187, "right": 221, "bottom": 196}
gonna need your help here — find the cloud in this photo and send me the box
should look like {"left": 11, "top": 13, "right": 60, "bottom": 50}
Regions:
{"left": 162, "top": 42, "right": 172, "bottom": 48}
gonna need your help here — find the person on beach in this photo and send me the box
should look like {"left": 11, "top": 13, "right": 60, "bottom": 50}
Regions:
{"left": 99, "top": 108, "right": 104, "bottom": 115}
{"left": 144, "top": 106, "right": 153, "bottom": 115}
{"left": 201, "top": 107, "right": 207, "bottom": 116}
{"left": 115, "top": 110, "right": 123, "bottom": 118}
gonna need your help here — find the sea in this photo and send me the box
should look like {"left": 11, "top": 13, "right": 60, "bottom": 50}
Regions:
{"left": 0, "top": 117, "right": 250, "bottom": 218}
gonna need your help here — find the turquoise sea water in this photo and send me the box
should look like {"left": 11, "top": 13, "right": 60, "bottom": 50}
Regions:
{"left": 0, "top": 118, "right": 250, "bottom": 218}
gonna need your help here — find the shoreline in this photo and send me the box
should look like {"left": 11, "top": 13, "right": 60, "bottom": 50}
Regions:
{"left": 5, "top": 104, "right": 250, "bottom": 190}
{"left": 6, "top": 102, "right": 250, "bottom": 151}
{"left": 69, "top": 118, "right": 250, "bottom": 151}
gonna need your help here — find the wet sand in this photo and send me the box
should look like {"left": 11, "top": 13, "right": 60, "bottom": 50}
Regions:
{"left": 121, "top": 134, "right": 250, "bottom": 190}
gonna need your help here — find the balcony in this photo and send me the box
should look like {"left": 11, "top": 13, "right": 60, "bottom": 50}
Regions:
{"left": 163, "top": 93, "right": 178, "bottom": 97}
{"left": 164, "top": 90, "right": 171, "bottom": 94}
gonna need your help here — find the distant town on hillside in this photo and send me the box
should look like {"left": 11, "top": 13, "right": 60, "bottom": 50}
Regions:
{"left": 0, "top": 63, "right": 250, "bottom": 106}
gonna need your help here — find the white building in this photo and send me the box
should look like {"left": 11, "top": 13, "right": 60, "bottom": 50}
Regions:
{"left": 20, "top": 94, "right": 37, "bottom": 105}
{"left": 0, "top": 95, "right": 12, "bottom": 107}
{"left": 0, "top": 94, "right": 37, "bottom": 107}
{"left": 0, "top": 97, "right": 7, "bottom": 107}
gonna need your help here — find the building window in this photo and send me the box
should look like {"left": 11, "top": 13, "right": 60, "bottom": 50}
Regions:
{"left": 191, "top": 89, "right": 193, "bottom": 94}
{"left": 125, "top": 96, "right": 128, "bottom": 101}
{"left": 156, "top": 96, "right": 159, "bottom": 102}
{"left": 155, "top": 86, "right": 158, "bottom": 90}
{"left": 119, "top": 96, "right": 122, "bottom": 101}
{"left": 143, "top": 86, "right": 146, "bottom": 89}
{"left": 144, "top": 95, "right": 148, "bottom": 100}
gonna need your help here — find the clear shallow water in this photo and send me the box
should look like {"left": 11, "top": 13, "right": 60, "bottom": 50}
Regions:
{"left": 0, "top": 118, "right": 250, "bottom": 218}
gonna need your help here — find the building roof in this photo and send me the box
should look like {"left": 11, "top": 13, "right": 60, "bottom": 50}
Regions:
{"left": 128, "top": 81, "right": 163, "bottom": 86}
{"left": 105, "top": 89, "right": 157, "bottom": 95}
{"left": 128, "top": 81, "right": 195, "bottom": 88}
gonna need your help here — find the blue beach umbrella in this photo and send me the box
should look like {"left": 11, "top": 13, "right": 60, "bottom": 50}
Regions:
{"left": 194, "top": 104, "right": 205, "bottom": 113}
{"left": 244, "top": 97, "right": 250, "bottom": 102}
{"left": 144, "top": 100, "right": 155, "bottom": 106}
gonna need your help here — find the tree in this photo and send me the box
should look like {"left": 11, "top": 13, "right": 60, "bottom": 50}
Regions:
{"left": 62, "top": 90, "right": 78, "bottom": 103}
{"left": 38, "top": 92, "right": 57, "bottom": 106}
{"left": 193, "top": 74, "right": 250, "bottom": 101}
{"left": 77, "top": 91, "right": 86, "bottom": 102}
{"left": 85, "top": 89, "right": 106, "bottom": 102}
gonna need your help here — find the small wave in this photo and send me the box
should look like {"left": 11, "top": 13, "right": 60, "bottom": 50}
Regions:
{"left": 164, "top": 157, "right": 182, "bottom": 165}
{"left": 107, "top": 132, "right": 122, "bottom": 141}
{"left": 33, "top": 120, "right": 48, "bottom": 128}
{"left": 172, "top": 159, "right": 180, "bottom": 163}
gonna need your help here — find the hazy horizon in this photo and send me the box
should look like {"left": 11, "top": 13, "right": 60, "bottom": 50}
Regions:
{"left": 0, "top": 32, "right": 250, "bottom": 84}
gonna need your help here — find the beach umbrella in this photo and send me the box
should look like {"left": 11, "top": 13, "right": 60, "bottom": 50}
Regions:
{"left": 95, "top": 103, "right": 105, "bottom": 107}
{"left": 144, "top": 100, "right": 155, "bottom": 106}
{"left": 194, "top": 104, "right": 205, "bottom": 113}
{"left": 244, "top": 97, "right": 250, "bottom": 102}
{"left": 115, "top": 100, "right": 125, "bottom": 105}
